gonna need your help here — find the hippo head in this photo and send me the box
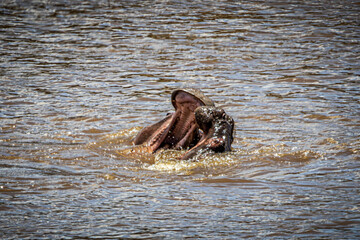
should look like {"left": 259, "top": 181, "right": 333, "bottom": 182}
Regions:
{"left": 133, "top": 89, "right": 234, "bottom": 160}
{"left": 180, "top": 106, "right": 235, "bottom": 160}
{"left": 133, "top": 89, "right": 215, "bottom": 153}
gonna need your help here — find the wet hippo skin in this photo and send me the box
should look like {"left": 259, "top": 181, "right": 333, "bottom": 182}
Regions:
{"left": 180, "top": 106, "right": 235, "bottom": 160}
{"left": 134, "top": 89, "right": 234, "bottom": 160}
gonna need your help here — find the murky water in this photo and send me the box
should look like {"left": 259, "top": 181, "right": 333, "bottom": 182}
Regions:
{"left": 1, "top": 0, "right": 359, "bottom": 238}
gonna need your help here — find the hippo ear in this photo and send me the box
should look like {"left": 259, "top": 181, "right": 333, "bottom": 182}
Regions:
{"left": 133, "top": 114, "right": 172, "bottom": 145}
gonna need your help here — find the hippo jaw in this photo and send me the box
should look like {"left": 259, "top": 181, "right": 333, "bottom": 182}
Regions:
{"left": 180, "top": 106, "right": 235, "bottom": 160}
{"left": 133, "top": 89, "right": 214, "bottom": 153}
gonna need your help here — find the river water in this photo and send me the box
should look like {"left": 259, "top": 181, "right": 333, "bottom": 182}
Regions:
{"left": 1, "top": 0, "right": 359, "bottom": 239}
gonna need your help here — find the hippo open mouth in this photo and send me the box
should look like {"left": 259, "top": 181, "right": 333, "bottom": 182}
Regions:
{"left": 133, "top": 89, "right": 215, "bottom": 153}
{"left": 133, "top": 88, "right": 234, "bottom": 160}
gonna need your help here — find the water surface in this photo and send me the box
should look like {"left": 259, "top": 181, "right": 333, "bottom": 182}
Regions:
{"left": 1, "top": 0, "right": 359, "bottom": 239}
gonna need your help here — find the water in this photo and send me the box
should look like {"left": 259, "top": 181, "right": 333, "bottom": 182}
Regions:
{"left": 1, "top": 0, "right": 359, "bottom": 238}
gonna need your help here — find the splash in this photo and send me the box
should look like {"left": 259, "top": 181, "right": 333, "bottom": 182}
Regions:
{"left": 88, "top": 127, "right": 325, "bottom": 176}
{"left": 143, "top": 144, "right": 323, "bottom": 176}
{"left": 145, "top": 149, "right": 240, "bottom": 175}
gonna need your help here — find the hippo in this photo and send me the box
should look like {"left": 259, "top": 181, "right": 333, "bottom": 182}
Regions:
{"left": 133, "top": 89, "right": 235, "bottom": 160}
{"left": 180, "top": 106, "right": 235, "bottom": 160}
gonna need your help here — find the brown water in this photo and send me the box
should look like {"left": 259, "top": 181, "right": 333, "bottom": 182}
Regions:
{"left": 1, "top": 0, "right": 359, "bottom": 239}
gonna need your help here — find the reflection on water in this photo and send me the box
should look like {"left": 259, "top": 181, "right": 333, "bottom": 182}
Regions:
{"left": 1, "top": 0, "right": 359, "bottom": 239}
